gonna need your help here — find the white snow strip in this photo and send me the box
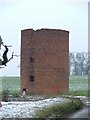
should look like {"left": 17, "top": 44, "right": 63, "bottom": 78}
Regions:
{"left": 0, "top": 97, "right": 70, "bottom": 118}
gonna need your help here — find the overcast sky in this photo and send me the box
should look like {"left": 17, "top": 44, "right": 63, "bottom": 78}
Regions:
{"left": 0, "top": 0, "right": 88, "bottom": 76}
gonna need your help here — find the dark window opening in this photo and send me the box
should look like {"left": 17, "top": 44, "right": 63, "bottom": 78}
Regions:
{"left": 30, "top": 57, "right": 34, "bottom": 62}
{"left": 30, "top": 75, "right": 35, "bottom": 82}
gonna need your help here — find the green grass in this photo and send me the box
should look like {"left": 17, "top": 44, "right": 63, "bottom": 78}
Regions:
{"left": 0, "top": 77, "right": 20, "bottom": 91}
{"left": 0, "top": 75, "right": 89, "bottom": 96}
{"left": 69, "top": 75, "right": 88, "bottom": 90}
{"left": 33, "top": 98, "right": 84, "bottom": 119}
{"left": 70, "top": 90, "right": 89, "bottom": 96}
{"left": 69, "top": 75, "right": 88, "bottom": 96}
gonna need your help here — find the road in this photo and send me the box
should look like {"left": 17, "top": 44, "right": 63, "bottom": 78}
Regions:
{"left": 68, "top": 105, "right": 90, "bottom": 119}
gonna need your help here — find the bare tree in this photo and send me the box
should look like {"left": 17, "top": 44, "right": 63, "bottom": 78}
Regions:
{"left": 0, "top": 36, "right": 19, "bottom": 68}
{"left": 69, "top": 52, "right": 75, "bottom": 75}
{"left": 69, "top": 52, "right": 88, "bottom": 75}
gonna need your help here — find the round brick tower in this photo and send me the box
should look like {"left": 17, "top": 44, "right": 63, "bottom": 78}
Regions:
{"left": 20, "top": 28, "right": 69, "bottom": 95}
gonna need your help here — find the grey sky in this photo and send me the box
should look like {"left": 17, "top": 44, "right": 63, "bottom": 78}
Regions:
{"left": 0, "top": 0, "right": 88, "bottom": 76}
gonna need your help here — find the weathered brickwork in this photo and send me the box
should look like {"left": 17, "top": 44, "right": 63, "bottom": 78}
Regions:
{"left": 20, "top": 28, "right": 69, "bottom": 95}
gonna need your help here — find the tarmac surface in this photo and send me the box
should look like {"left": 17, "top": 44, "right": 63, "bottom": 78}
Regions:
{"left": 68, "top": 102, "right": 90, "bottom": 119}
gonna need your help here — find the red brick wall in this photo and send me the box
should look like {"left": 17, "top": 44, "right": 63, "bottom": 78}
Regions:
{"left": 20, "top": 28, "right": 69, "bottom": 95}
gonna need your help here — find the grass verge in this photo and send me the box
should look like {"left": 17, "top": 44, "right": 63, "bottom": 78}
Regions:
{"left": 33, "top": 98, "right": 84, "bottom": 119}
{"left": 67, "top": 90, "right": 89, "bottom": 96}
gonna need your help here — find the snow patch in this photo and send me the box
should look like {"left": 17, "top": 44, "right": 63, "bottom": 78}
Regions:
{"left": 0, "top": 97, "right": 70, "bottom": 118}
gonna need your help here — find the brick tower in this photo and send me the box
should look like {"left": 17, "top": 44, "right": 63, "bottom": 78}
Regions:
{"left": 20, "top": 28, "right": 69, "bottom": 95}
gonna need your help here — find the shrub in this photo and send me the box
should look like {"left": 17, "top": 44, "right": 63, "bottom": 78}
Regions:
{"left": 1, "top": 89, "right": 20, "bottom": 101}
{"left": 11, "top": 90, "right": 20, "bottom": 98}
{"left": 2, "top": 89, "right": 11, "bottom": 102}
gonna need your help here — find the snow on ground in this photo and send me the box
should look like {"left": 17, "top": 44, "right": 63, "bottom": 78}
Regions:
{"left": 0, "top": 97, "right": 70, "bottom": 118}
